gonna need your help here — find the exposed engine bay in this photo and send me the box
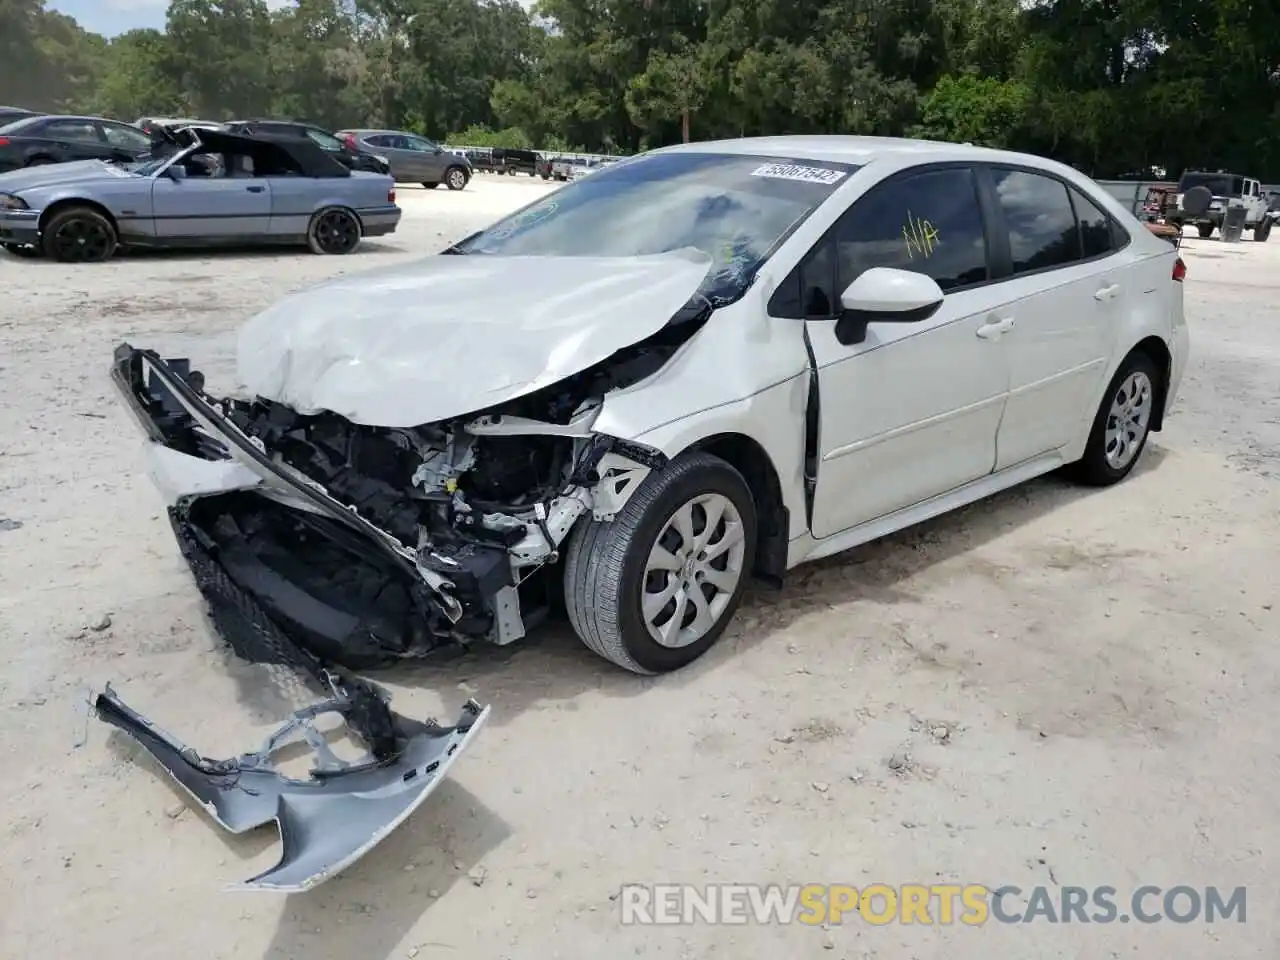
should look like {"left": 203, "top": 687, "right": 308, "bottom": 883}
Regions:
{"left": 110, "top": 306, "right": 707, "bottom": 673}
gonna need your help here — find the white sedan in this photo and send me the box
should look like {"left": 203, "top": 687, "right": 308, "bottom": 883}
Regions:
{"left": 113, "top": 135, "right": 1189, "bottom": 676}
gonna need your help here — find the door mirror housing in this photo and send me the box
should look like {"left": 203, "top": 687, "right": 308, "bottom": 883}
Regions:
{"left": 165, "top": 163, "right": 187, "bottom": 181}
{"left": 834, "top": 267, "right": 944, "bottom": 345}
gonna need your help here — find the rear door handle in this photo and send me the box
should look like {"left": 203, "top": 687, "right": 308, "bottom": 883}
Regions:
{"left": 976, "top": 316, "right": 1014, "bottom": 340}
{"left": 246, "top": 185, "right": 265, "bottom": 193}
{"left": 1094, "top": 283, "right": 1120, "bottom": 302}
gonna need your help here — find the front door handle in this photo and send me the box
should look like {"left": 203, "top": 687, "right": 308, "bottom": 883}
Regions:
{"left": 245, "top": 184, "right": 265, "bottom": 193}
{"left": 1094, "top": 283, "right": 1120, "bottom": 302}
{"left": 976, "top": 316, "right": 1014, "bottom": 340}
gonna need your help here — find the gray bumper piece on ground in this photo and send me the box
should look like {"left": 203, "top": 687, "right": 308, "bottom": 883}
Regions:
{"left": 95, "top": 682, "right": 490, "bottom": 892}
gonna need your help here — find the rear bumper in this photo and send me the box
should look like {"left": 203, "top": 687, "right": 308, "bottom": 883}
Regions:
{"left": 0, "top": 208, "right": 40, "bottom": 245}
{"left": 358, "top": 204, "right": 401, "bottom": 237}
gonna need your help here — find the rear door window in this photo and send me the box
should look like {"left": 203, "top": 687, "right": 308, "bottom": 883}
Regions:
{"left": 991, "top": 168, "right": 1081, "bottom": 274}
{"left": 43, "top": 118, "right": 102, "bottom": 143}
{"left": 1068, "top": 187, "right": 1125, "bottom": 259}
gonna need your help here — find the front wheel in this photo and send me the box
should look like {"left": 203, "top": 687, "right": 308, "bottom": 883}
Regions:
{"left": 1255, "top": 219, "right": 1272, "bottom": 242}
{"left": 42, "top": 206, "right": 118, "bottom": 262}
{"left": 1066, "top": 351, "right": 1159, "bottom": 486}
{"left": 307, "top": 207, "right": 361, "bottom": 255}
{"left": 444, "top": 166, "right": 468, "bottom": 191}
{"left": 1197, "top": 223, "right": 1214, "bottom": 239}
{"left": 564, "top": 451, "right": 757, "bottom": 674}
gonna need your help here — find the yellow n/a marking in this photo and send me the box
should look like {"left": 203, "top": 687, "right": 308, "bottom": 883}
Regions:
{"left": 903, "top": 211, "right": 940, "bottom": 259}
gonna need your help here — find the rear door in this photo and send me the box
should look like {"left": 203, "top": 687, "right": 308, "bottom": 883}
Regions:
{"left": 981, "top": 166, "right": 1117, "bottom": 470}
{"left": 32, "top": 117, "right": 111, "bottom": 162}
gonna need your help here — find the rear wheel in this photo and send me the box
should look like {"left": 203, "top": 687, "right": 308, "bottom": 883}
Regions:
{"left": 26, "top": 156, "right": 54, "bottom": 166}
{"left": 1066, "top": 351, "right": 1159, "bottom": 486}
{"left": 306, "top": 207, "right": 361, "bottom": 255}
{"left": 1255, "top": 219, "right": 1272, "bottom": 242}
{"left": 564, "top": 451, "right": 757, "bottom": 674}
{"left": 1197, "top": 223, "right": 1214, "bottom": 239}
{"left": 41, "top": 206, "right": 117, "bottom": 263}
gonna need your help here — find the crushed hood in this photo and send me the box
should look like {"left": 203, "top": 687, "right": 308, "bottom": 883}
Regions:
{"left": 0, "top": 159, "right": 139, "bottom": 192}
{"left": 234, "top": 248, "right": 713, "bottom": 427}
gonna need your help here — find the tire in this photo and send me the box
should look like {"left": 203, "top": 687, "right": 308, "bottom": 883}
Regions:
{"left": 26, "top": 156, "right": 54, "bottom": 166}
{"left": 1255, "top": 219, "right": 1271, "bottom": 242}
{"left": 1066, "top": 351, "right": 1160, "bottom": 487}
{"left": 563, "top": 451, "right": 758, "bottom": 674}
{"left": 1197, "top": 223, "right": 1214, "bottom": 239}
{"left": 423, "top": 181, "right": 439, "bottom": 190}
{"left": 41, "top": 206, "right": 117, "bottom": 263}
{"left": 306, "top": 206, "right": 361, "bottom": 255}
{"left": 444, "top": 166, "right": 468, "bottom": 191}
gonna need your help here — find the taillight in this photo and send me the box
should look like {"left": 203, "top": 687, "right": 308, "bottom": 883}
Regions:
{"left": 0, "top": 138, "right": 9, "bottom": 146}
{"left": 388, "top": 188, "right": 396, "bottom": 203}
{"left": 1172, "top": 257, "right": 1186, "bottom": 282}
{"left": 344, "top": 134, "right": 357, "bottom": 149}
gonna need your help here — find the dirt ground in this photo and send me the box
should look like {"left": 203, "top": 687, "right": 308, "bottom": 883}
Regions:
{"left": 1, "top": 176, "right": 1277, "bottom": 960}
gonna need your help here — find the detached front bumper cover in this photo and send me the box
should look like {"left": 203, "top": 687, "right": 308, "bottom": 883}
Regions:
{"left": 96, "top": 681, "right": 489, "bottom": 893}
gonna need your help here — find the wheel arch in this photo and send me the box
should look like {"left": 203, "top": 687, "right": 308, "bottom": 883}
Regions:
{"left": 1129, "top": 335, "right": 1173, "bottom": 431}
{"left": 38, "top": 197, "right": 119, "bottom": 236}
{"left": 684, "top": 432, "right": 788, "bottom": 585}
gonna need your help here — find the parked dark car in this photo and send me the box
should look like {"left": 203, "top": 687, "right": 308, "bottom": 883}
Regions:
{"left": 336, "top": 129, "right": 471, "bottom": 190}
{"left": 460, "top": 147, "right": 496, "bottom": 172}
{"left": 0, "top": 114, "right": 155, "bottom": 173}
{"left": 0, "top": 106, "right": 39, "bottom": 127}
{"left": 223, "top": 120, "right": 390, "bottom": 175}
{"left": 491, "top": 147, "right": 539, "bottom": 176}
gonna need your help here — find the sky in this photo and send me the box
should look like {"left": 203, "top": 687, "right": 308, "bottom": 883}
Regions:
{"left": 47, "top": 0, "right": 534, "bottom": 37}
{"left": 47, "top": 0, "right": 294, "bottom": 36}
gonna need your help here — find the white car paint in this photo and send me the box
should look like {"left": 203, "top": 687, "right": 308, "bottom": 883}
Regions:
{"left": 234, "top": 248, "right": 713, "bottom": 427}
{"left": 178, "top": 135, "right": 1185, "bottom": 647}
{"left": 590, "top": 136, "right": 1187, "bottom": 563}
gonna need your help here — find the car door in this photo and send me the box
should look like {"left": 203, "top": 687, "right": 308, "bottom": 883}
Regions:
{"left": 779, "top": 164, "right": 1012, "bottom": 539}
{"left": 404, "top": 135, "right": 448, "bottom": 181}
{"left": 981, "top": 166, "right": 1116, "bottom": 470}
{"left": 34, "top": 118, "right": 112, "bottom": 162}
{"left": 151, "top": 151, "right": 272, "bottom": 238}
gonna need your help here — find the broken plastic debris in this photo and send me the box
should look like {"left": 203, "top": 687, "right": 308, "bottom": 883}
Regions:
{"left": 93, "top": 682, "right": 490, "bottom": 892}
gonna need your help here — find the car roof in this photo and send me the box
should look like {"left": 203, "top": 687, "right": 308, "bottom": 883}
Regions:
{"left": 652, "top": 135, "right": 1087, "bottom": 172}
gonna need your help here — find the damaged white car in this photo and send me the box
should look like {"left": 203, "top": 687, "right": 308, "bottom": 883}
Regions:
{"left": 113, "top": 136, "right": 1189, "bottom": 679}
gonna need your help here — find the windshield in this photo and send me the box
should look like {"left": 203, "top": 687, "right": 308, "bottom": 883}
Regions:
{"left": 126, "top": 155, "right": 175, "bottom": 176}
{"left": 0, "top": 116, "right": 41, "bottom": 135}
{"left": 454, "top": 151, "right": 857, "bottom": 304}
{"left": 1178, "top": 173, "right": 1242, "bottom": 197}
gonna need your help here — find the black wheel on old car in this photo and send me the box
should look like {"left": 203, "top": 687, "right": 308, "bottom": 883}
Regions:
{"left": 41, "top": 206, "right": 118, "bottom": 263}
{"left": 307, "top": 207, "right": 362, "bottom": 255}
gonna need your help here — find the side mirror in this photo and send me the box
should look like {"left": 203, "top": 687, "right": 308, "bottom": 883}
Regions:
{"left": 833, "top": 267, "right": 944, "bottom": 345}
{"left": 166, "top": 163, "right": 187, "bottom": 181}
{"left": 433, "top": 146, "right": 443, "bottom": 154}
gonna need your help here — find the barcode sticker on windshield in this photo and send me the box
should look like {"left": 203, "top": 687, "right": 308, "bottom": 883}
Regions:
{"left": 751, "top": 163, "right": 846, "bottom": 185}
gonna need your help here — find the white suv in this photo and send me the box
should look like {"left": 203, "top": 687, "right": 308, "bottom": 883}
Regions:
{"left": 114, "top": 136, "right": 1190, "bottom": 676}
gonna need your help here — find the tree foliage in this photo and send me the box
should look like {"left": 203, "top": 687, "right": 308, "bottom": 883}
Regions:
{"left": 1, "top": 0, "right": 1278, "bottom": 177}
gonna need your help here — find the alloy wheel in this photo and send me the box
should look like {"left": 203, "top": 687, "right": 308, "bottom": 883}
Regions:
{"left": 641, "top": 493, "right": 747, "bottom": 649}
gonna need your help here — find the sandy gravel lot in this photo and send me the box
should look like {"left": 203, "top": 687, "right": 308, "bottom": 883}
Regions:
{"left": 1, "top": 176, "right": 1277, "bottom": 960}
